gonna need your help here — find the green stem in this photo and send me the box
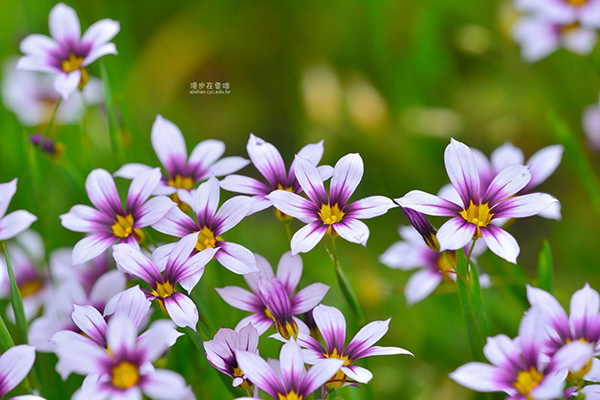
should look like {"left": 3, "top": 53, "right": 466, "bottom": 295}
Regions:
{"left": 326, "top": 236, "right": 364, "bottom": 322}
{"left": 39, "top": 98, "right": 62, "bottom": 142}
{"left": 0, "top": 315, "right": 15, "bottom": 351}
{"left": 284, "top": 220, "right": 292, "bottom": 241}
{"left": 3, "top": 243, "right": 28, "bottom": 345}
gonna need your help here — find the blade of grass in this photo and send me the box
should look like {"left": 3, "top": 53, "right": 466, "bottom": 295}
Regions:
{"left": 0, "top": 315, "right": 15, "bottom": 351}
{"left": 537, "top": 240, "right": 554, "bottom": 294}
{"left": 3, "top": 243, "right": 28, "bottom": 344}
{"left": 468, "top": 260, "right": 490, "bottom": 337}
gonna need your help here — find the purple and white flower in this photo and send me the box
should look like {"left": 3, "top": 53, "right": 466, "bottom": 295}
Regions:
{"left": 450, "top": 307, "right": 594, "bottom": 399}
{"left": 0, "top": 179, "right": 37, "bottom": 242}
{"left": 0, "top": 345, "right": 45, "bottom": 400}
{"left": 296, "top": 305, "right": 413, "bottom": 389}
{"left": 60, "top": 168, "right": 176, "bottom": 265}
{"left": 220, "top": 133, "right": 332, "bottom": 217}
{"left": 583, "top": 92, "right": 600, "bottom": 151}
{"left": 53, "top": 314, "right": 187, "bottom": 399}
{"left": 236, "top": 338, "right": 344, "bottom": 400}
{"left": 396, "top": 138, "right": 558, "bottom": 264}
{"left": 115, "top": 115, "right": 249, "bottom": 203}
{"left": 204, "top": 323, "right": 259, "bottom": 389}
{"left": 512, "top": 16, "right": 597, "bottom": 63}
{"left": 268, "top": 153, "right": 397, "bottom": 255}
{"left": 216, "top": 251, "right": 329, "bottom": 339}
{"left": 152, "top": 176, "right": 258, "bottom": 275}
{"left": 113, "top": 232, "right": 216, "bottom": 330}
{"left": 515, "top": 0, "right": 600, "bottom": 28}
{"left": 527, "top": 284, "right": 600, "bottom": 381}
{"left": 17, "top": 3, "right": 119, "bottom": 100}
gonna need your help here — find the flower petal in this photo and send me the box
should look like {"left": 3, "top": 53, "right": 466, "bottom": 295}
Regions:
{"left": 395, "top": 191, "right": 462, "bottom": 217}
{"left": 19, "top": 34, "right": 57, "bottom": 58}
{"left": 151, "top": 206, "right": 197, "bottom": 238}
{"left": 300, "top": 358, "right": 345, "bottom": 395}
{"left": 214, "top": 196, "right": 253, "bottom": 235}
{"left": 220, "top": 175, "right": 270, "bottom": 196}
{"left": 82, "top": 18, "right": 120, "bottom": 47}
{"left": 52, "top": 332, "right": 107, "bottom": 379}
{"left": 267, "top": 190, "right": 318, "bottom": 223}
{"left": 137, "top": 320, "right": 183, "bottom": 363}
{"left": 209, "top": 156, "right": 250, "bottom": 177}
{"left": 570, "top": 283, "right": 600, "bottom": 326}
{"left": 0, "top": 211, "right": 37, "bottom": 241}
{"left": 491, "top": 193, "right": 559, "bottom": 219}
{"left": 346, "top": 318, "right": 392, "bottom": 360}
{"left": 291, "top": 283, "right": 329, "bottom": 315}
{"left": 526, "top": 285, "right": 569, "bottom": 338}
{"left": 0, "top": 179, "right": 17, "bottom": 218}
{"left": 82, "top": 43, "right": 117, "bottom": 66}
{"left": 141, "top": 369, "right": 188, "bottom": 399}
{"left": 312, "top": 305, "right": 346, "bottom": 353}
{"left": 215, "top": 286, "right": 262, "bottom": 312}
{"left": 480, "top": 225, "right": 520, "bottom": 264}
{"left": 194, "top": 177, "right": 220, "bottom": 226}
{"left": 72, "top": 232, "right": 115, "bottom": 266}
{"left": 436, "top": 217, "right": 476, "bottom": 252}
{"left": 85, "top": 169, "right": 123, "bottom": 216}
{"left": 135, "top": 196, "right": 176, "bottom": 228}
{"left": 126, "top": 168, "right": 162, "bottom": 212}
{"left": 247, "top": 134, "right": 287, "bottom": 188}
{"left": 60, "top": 205, "right": 111, "bottom": 233}
{"left": 491, "top": 142, "right": 525, "bottom": 173}
{"left": 113, "top": 163, "right": 154, "bottom": 180}
{"left": 330, "top": 153, "right": 364, "bottom": 207}
{"left": 235, "top": 314, "right": 273, "bottom": 336}
{"left": 290, "top": 221, "right": 328, "bottom": 255}
{"left": 104, "top": 286, "right": 151, "bottom": 331}
{"left": 524, "top": 145, "right": 563, "bottom": 191}
{"left": 215, "top": 242, "right": 258, "bottom": 274}
{"left": 332, "top": 218, "right": 370, "bottom": 246}
{"left": 293, "top": 156, "right": 328, "bottom": 205}
{"left": 236, "top": 350, "right": 284, "bottom": 398}
{"left": 151, "top": 115, "right": 187, "bottom": 176}
{"left": 444, "top": 138, "right": 481, "bottom": 206}
{"left": 344, "top": 196, "right": 397, "bottom": 219}
{"left": 341, "top": 365, "right": 373, "bottom": 384}
{"left": 112, "top": 243, "right": 162, "bottom": 284}
{"left": 0, "top": 345, "right": 36, "bottom": 396}
{"left": 483, "top": 334, "right": 518, "bottom": 368}
{"left": 279, "top": 339, "right": 306, "bottom": 391}
{"left": 482, "top": 165, "right": 531, "bottom": 206}
{"left": 404, "top": 269, "right": 443, "bottom": 306}
{"left": 276, "top": 251, "right": 303, "bottom": 295}
{"left": 449, "top": 362, "right": 502, "bottom": 392}
{"left": 49, "top": 3, "right": 80, "bottom": 43}
{"left": 54, "top": 70, "right": 80, "bottom": 100}
{"left": 71, "top": 305, "right": 108, "bottom": 347}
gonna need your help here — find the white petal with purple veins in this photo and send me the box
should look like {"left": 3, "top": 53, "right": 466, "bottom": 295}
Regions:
{"left": 194, "top": 177, "right": 220, "bottom": 224}
{"left": 214, "top": 196, "right": 253, "bottom": 235}
{"left": 483, "top": 334, "right": 518, "bottom": 367}
{"left": 49, "top": 3, "right": 81, "bottom": 43}
{"left": 449, "top": 362, "right": 502, "bottom": 392}
{"left": 247, "top": 134, "right": 288, "bottom": 187}
{"left": 60, "top": 205, "right": 110, "bottom": 233}
{"left": 0, "top": 345, "right": 36, "bottom": 396}
{"left": 163, "top": 293, "right": 198, "bottom": 330}
{"left": 151, "top": 207, "right": 196, "bottom": 238}
{"left": 236, "top": 350, "right": 284, "bottom": 398}
{"left": 279, "top": 339, "right": 306, "bottom": 391}
{"left": 135, "top": 196, "right": 176, "bottom": 228}
{"left": 292, "top": 283, "right": 329, "bottom": 314}
{"left": 395, "top": 190, "right": 461, "bottom": 217}
{"left": 436, "top": 217, "right": 476, "bottom": 251}
{"left": 444, "top": 138, "right": 481, "bottom": 206}
{"left": 293, "top": 156, "right": 328, "bottom": 205}
{"left": 312, "top": 305, "right": 346, "bottom": 352}
{"left": 570, "top": 283, "right": 600, "bottom": 322}
{"left": 345, "top": 196, "right": 397, "bottom": 219}
{"left": 189, "top": 139, "right": 225, "bottom": 170}
{"left": 404, "top": 269, "right": 443, "bottom": 305}
{"left": 71, "top": 305, "right": 108, "bottom": 347}
{"left": 210, "top": 156, "right": 250, "bottom": 177}
{"left": 72, "top": 232, "right": 115, "bottom": 266}
{"left": 85, "top": 169, "right": 123, "bottom": 216}
{"left": 220, "top": 175, "right": 270, "bottom": 195}
{"left": 0, "top": 211, "right": 38, "bottom": 241}
{"left": 290, "top": 221, "right": 328, "bottom": 255}
{"left": 151, "top": 115, "right": 187, "bottom": 175}
{"left": 330, "top": 153, "right": 364, "bottom": 207}
{"left": 333, "top": 218, "right": 370, "bottom": 246}
{"left": 482, "top": 165, "right": 531, "bottom": 206}
{"left": 112, "top": 243, "right": 162, "bottom": 284}
{"left": 267, "top": 191, "right": 318, "bottom": 223}
{"left": 341, "top": 365, "right": 373, "bottom": 384}
{"left": 276, "top": 251, "right": 303, "bottom": 295}
{"left": 300, "top": 358, "right": 345, "bottom": 394}
{"left": 492, "top": 193, "right": 558, "bottom": 219}
{"left": 127, "top": 168, "right": 162, "bottom": 211}
{"left": 215, "top": 242, "right": 258, "bottom": 274}
{"left": 480, "top": 225, "right": 520, "bottom": 264}
{"left": 216, "top": 286, "right": 261, "bottom": 312}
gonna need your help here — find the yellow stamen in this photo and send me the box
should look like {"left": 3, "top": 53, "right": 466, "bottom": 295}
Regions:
{"left": 111, "top": 214, "right": 135, "bottom": 238}
{"left": 275, "top": 184, "right": 295, "bottom": 221}
{"left": 459, "top": 201, "right": 494, "bottom": 238}
{"left": 168, "top": 175, "right": 195, "bottom": 190}
{"left": 561, "top": 22, "right": 580, "bottom": 34}
{"left": 233, "top": 366, "right": 252, "bottom": 389}
{"left": 278, "top": 391, "right": 303, "bottom": 400}
{"left": 264, "top": 307, "right": 298, "bottom": 340}
{"left": 61, "top": 53, "right": 84, "bottom": 73}
{"left": 19, "top": 280, "right": 42, "bottom": 298}
{"left": 111, "top": 361, "right": 140, "bottom": 389}
{"left": 514, "top": 367, "right": 544, "bottom": 398}
{"left": 324, "top": 348, "right": 351, "bottom": 389}
{"left": 78, "top": 67, "right": 89, "bottom": 89}
{"left": 151, "top": 281, "right": 175, "bottom": 315}
{"left": 195, "top": 226, "right": 221, "bottom": 251}
{"left": 567, "top": 0, "right": 587, "bottom": 6}
{"left": 318, "top": 203, "right": 345, "bottom": 235}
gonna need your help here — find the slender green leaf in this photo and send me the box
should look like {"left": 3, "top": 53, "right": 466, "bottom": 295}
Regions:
{"left": 3, "top": 243, "right": 28, "bottom": 344}
{"left": 468, "top": 260, "right": 490, "bottom": 338}
{"left": 0, "top": 315, "right": 15, "bottom": 351}
{"left": 326, "top": 241, "right": 364, "bottom": 322}
{"left": 454, "top": 250, "right": 484, "bottom": 360}
{"left": 537, "top": 240, "right": 554, "bottom": 294}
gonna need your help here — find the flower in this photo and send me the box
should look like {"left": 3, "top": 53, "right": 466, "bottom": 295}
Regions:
{"left": 268, "top": 153, "right": 397, "bottom": 254}
{"left": 461, "top": 142, "right": 564, "bottom": 220}
{"left": 380, "top": 224, "right": 487, "bottom": 305}
{"left": 450, "top": 307, "right": 594, "bottom": 399}
{"left": 296, "top": 305, "right": 413, "bottom": 389}
{"left": 0, "top": 179, "right": 37, "bottom": 241}
{"left": 152, "top": 176, "right": 258, "bottom": 275}
{"left": 16, "top": 3, "right": 119, "bottom": 100}
{"left": 396, "top": 138, "right": 558, "bottom": 263}
{"left": 512, "top": 17, "right": 597, "bottom": 63}
{"left": 527, "top": 284, "right": 600, "bottom": 381}
{"left": 236, "top": 338, "right": 344, "bottom": 400}
{"left": 514, "top": 0, "right": 600, "bottom": 28}
{"left": 220, "top": 133, "right": 332, "bottom": 218}
{"left": 60, "top": 168, "right": 176, "bottom": 265}
{"left": 0, "top": 230, "right": 48, "bottom": 320}
{"left": 114, "top": 115, "right": 249, "bottom": 205}
{"left": 583, "top": 93, "right": 600, "bottom": 151}
{"left": 113, "top": 232, "right": 217, "bottom": 329}
{"left": 2, "top": 57, "right": 103, "bottom": 127}
{"left": 216, "top": 251, "right": 329, "bottom": 339}
{"left": 52, "top": 314, "right": 187, "bottom": 399}
{"left": 0, "top": 345, "right": 45, "bottom": 400}
{"left": 204, "top": 323, "right": 259, "bottom": 389}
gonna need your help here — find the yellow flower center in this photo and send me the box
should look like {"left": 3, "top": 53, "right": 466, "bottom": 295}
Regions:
{"left": 514, "top": 367, "right": 544, "bottom": 398}
{"left": 168, "top": 175, "right": 195, "bottom": 190}
{"left": 61, "top": 53, "right": 84, "bottom": 73}
{"left": 561, "top": 22, "right": 580, "bottom": 34}
{"left": 278, "top": 391, "right": 303, "bottom": 400}
{"left": 319, "top": 204, "right": 345, "bottom": 234}
{"left": 112, "top": 214, "right": 134, "bottom": 238}
{"left": 152, "top": 281, "right": 174, "bottom": 298}
{"left": 459, "top": 201, "right": 494, "bottom": 238}
{"left": 19, "top": 280, "right": 42, "bottom": 298}
{"left": 195, "top": 226, "right": 221, "bottom": 251}
{"left": 264, "top": 307, "right": 298, "bottom": 340}
{"left": 566, "top": 0, "right": 587, "bottom": 6}
{"left": 275, "top": 184, "right": 295, "bottom": 221}
{"left": 324, "top": 348, "right": 351, "bottom": 389}
{"left": 233, "top": 366, "right": 252, "bottom": 389}
{"left": 111, "top": 361, "right": 140, "bottom": 389}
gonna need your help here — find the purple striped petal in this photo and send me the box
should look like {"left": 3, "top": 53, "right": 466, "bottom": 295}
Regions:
{"left": 71, "top": 305, "right": 108, "bottom": 347}
{"left": 482, "top": 165, "right": 531, "bottom": 206}
{"left": 518, "top": 307, "right": 546, "bottom": 368}
{"left": 342, "top": 365, "right": 373, "bottom": 384}
{"left": 209, "top": 156, "right": 250, "bottom": 177}
{"left": 290, "top": 221, "right": 328, "bottom": 255}
{"left": 194, "top": 177, "right": 220, "bottom": 227}
{"left": 529, "top": 371, "right": 567, "bottom": 399}
{"left": 483, "top": 334, "right": 518, "bottom": 368}
{"left": 152, "top": 206, "right": 197, "bottom": 238}
{"left": 237, "top": 323, "right": 260, "bottom": 352}
{"left": 134, "top": 196, "right": 175, "bottom": 228}
{"left": 214, "top": 196, "right": 253, "bottom": 235}
{"left": 126, "top": 168, "right": 162, "bottom": 212}
{"left": 358, "top": 345, "right": 413, "bottom": 358}
{"left": 0, "top": 345, "right": 36, "bottom": 396}
{"left": 104, "top": 286, "right": 151, "bottom": 331}
{"left": 112, "top": 243, "right": 162, "bottom": 285}
{"left": 216, "top": 286, "right": 262, "bottom": 312}
{"left": 236, "top": 350, "right": 285, "bottom": 398}
{"left": 491, "top": 142, "right": 525, "bottom": 173}
{"left": 52, "top": 332, "right": 108, "bottom": 379}
{"left": 247, "top": 134, "right": 288, "bottom": 188}
{"left": 332, "top": 218, "right": 369, "bottom": 246}
{"left": 137, "top": 320, "right": 183, "bottom": 363}
{"left": 480, "top": 225, "right": 519, "bottom": 264}
{"left": 0, "top": 211, "right": 38, "bottom": 241}
{"left": 330, "top": 153, "right": 364, "bottom": 207}
{"left": 472, "top": 148, "right": 494, "bottom": 188}
{"left": 267, "top": 191, "right": 319, "bottom": 223}
{"left": 548, "top": 341, "right": 594, "bottom": 374}
{"left": 444, "top": 138, "right": 481, "bottom": 206}
{"left": 436, "top": 217, "right": 476, "bottom": 252}
{"left": 449, "top": 362, "right": 502, "bottom": 392}
{"left": 395, "top": 191, "right": 462, "bottom": 217}
{"left": 60, "top": 205, "right": 112, "bottom": 233}
{"left": 291, "top": 283, "right": 329, "bottom": 314}
{"left": 293, "top": 156, "right": 328, "bottom": 205}
{"left": 235, "top": 314, "right": 274, "bottom": 335}
{"left": 279, "top": 339, "right": 306, "bottom": 392}
{"left": 276, "top": 251, "right": 303, "bottom": 295}
{"left": 295, "top": 140, "right": 325, "bottom": 166}
{"left": 220, "top": 174, "right": 271, "bottom": 196}
{"left": 491, "top": 193, "right": 558, "bottom": 219}
{"left": 215, "top": 241, "right": 258, "bottom": 274}
{"left": 299, "top": 358, "right": 345, "bottom": 395}
{"left": 345, "top": 319, "right": 391, "bottom": 360}
{"left": 72, "top": 232, "right": 115, "bottom": 266}
{"left": 85, "top": 169, "right": 124, "bottom": 217}
{"left": 49, "top": 3, "right": 80, "bottom": 43}
{"left": 171, "top": 248, "right": 216, "bottom": 288}
{"left": 244, "top": 253, "right": 275, "bottom": 294}
{"left": 164, "top": 293, "right": 199, "bottom": 330}
{"left": 0, "top": 179, "right": 17, "bottom": 218}
{"left": 526, "top": 285, "right": 570, "bottom": 339}
{"left": 312, "top": 305, "right": 346, "bottom": 353}
{"left": 151, "top": 115, "right": 187, "bottom": 177}
{"left": 345, "top": 196, "right": 397, "bottom": 219}
{"left": 188, "top": 139, "right": 225, "bottom": 172}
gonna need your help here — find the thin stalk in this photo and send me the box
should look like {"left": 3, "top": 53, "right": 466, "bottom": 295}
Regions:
{"left": 3, "top": 243, "right": 28, "bottom": 345}
{"left": 284, "top": 220, "right": 292, "bottom": 241}
{"left": 39, "top": 98, "right": 62, "bottom": 142}
{"left": 325, "top": 236, "right": 364, "bottom": 322}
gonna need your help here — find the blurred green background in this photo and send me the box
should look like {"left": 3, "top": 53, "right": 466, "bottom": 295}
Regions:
{"left": 1, "top": 0, "right": 600, "bottom": 399}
